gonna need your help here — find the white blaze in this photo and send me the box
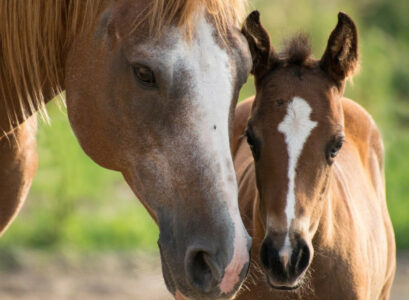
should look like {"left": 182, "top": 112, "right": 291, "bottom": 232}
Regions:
{"left": 190, "top": 12, "right": 249, "bottom": 295}
{"left": 139, "top": 8, "right": 249, "bottom": 294}
{"left": 278, "top": 97, "right": 317, "bottom": 253}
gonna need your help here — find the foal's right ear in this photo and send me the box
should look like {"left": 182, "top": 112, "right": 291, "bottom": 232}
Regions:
{"left": 241, "top": 11, "right": 276, "bottom": 78}
{"left": 320, "top": 12, "right": 359, "bottom": 83}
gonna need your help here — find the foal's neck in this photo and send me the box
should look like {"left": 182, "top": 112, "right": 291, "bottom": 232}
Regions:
{"left": 312, "top": 170, "right": 346, "bottom": 251}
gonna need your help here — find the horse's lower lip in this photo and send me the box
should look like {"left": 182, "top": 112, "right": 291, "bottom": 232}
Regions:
{"left": 176, "top": 289, "right": 236, "bottom": 300}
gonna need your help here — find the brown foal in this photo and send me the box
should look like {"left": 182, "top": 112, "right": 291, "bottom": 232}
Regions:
{"left": 233, "top": 11, "right": 396, "bottom": 299}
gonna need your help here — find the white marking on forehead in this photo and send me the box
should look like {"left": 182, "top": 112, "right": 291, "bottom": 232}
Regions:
{"left": 278, "top": 97, "right": 317, "bottom": 252}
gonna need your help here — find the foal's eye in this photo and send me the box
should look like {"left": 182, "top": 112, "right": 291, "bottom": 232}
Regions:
{"left": 133, "top": 64, "right": 156, "bottom": 87}
{"left": 331, "top": 140, "right": 343, "bottom": 157}
{"left": 326, "top": 136, "right": 344, "bottom": 164}
{"left": 245, "top": 127, "right": 260, "bottom": 161}
{"left": 246, "top": 132, "right": 255, "bottom": 150}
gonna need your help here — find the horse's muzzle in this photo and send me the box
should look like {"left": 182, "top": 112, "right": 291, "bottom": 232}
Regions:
{"left": 159, "top": 234, "right": 251, "bottom": 300}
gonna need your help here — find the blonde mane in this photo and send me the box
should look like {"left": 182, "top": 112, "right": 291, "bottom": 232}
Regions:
{"left": 0, "top": 0, "right": 247, "bottom": 136}
{"left": 133, "top": 0, "right": 248, "bottom": 39}
{"left": 0, "top": 0, "right": 105, "bottom": 136}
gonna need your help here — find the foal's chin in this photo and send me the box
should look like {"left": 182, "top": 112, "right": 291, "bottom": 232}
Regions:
{"left": 266, "top": 277, "right": 302, "bottom": 291}
{"left": 265, "top": 270, "right": 308, "bottom": 292}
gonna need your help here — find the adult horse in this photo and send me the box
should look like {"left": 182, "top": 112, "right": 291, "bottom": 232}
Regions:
{"left": 0, "top": 1, "right": 254, "bottom": 299}
{"left": 232, "top": 11, "right": 396, "bottom": 299}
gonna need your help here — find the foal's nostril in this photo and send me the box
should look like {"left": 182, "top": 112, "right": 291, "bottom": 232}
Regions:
{"left": 291, "top": 242, "right": 310, "bottom": 276}
{"left": 186, "top": 248, "right": 222, "bottom": 293}
{"left": 297, "top": 244, "right": 310, "bottom": 274}
{"left": 260, "top": 238, "right": 284, "bottom": 277}
{"left": 260, "top": 238, "right": 272, "bottom": 268}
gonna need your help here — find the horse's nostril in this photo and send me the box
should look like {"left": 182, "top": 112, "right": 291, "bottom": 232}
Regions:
{"left": 186, "top": 248, "right": 222, "bottom": 293}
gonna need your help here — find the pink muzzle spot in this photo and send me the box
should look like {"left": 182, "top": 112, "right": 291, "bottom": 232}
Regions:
{"left": 219, "top": 243, "right": 249, "bottom": 294}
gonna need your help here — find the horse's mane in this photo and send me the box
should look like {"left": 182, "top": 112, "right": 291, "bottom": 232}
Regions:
{"left": 0, "top": 0, "right": 105, "bottom": 134}
{"left": 132, "top": 0, "right": 248, "bottom": 39}
{"left": 0, "top": 0, "right": 247, "bottom": 135}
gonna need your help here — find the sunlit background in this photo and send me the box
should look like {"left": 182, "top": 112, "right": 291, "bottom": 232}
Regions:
{"left": 0, "top": 0, "right": 408, "bottom": 299}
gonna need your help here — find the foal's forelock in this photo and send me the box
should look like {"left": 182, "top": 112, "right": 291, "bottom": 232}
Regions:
{"left": 275, "top": 97, "right": 317, "bottom": 254}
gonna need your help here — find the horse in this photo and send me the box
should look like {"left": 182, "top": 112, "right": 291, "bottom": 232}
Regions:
{"left": 0, "top": 1, "right": 254, "bottom": 299}
{"left": 232, "top": 11, "right": 396, "bottom": 299}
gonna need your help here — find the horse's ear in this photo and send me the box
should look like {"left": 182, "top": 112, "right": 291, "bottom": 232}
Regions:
{"left": 96, "top": 9, "right": 120, "bottom": 50}
{"left": 241, "top": 11, "right": 276, "bottom": 78}
{"left": 320, "top": 12, "right": 359, "bottom": 83}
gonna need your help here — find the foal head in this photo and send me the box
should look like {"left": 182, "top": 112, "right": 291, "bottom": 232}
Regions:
{"left": 66, "top": 1, "right": 252, "bottom": 299}
{"left": 242, "top": 12, "right": 358, "bottom": 289}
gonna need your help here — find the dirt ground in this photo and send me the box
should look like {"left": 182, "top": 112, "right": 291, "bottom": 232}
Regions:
{"left": 0, "top": 250, "right": 407, "bottom": 300}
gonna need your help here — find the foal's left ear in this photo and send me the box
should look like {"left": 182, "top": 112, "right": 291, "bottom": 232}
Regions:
{"left": 320, "top": 12, "right": 359, "bottom": 83}
{"left": 241, "top": 11, "right": 277, "bottom": 79}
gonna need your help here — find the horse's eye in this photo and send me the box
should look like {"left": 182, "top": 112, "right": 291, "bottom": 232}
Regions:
{"left": 133, "top": 64, "right": 156, "bottom": 87}
{"left": 326, "top": 136, "right": 344, "bottom": 163}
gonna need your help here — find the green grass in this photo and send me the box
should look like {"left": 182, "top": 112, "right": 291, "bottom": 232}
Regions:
{"left": 1, "top": 0, "right": 408, "bottom": 251}
{"left": 385, "top": 129, "right": 409, "bottom": 248}
{"left": 0, "top": 102, "right": 158, "bottom": 252}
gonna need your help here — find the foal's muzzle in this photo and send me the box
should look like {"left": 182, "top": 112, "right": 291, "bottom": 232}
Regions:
{"left": 260, "top": 236, "right": 311, "bottom": 289}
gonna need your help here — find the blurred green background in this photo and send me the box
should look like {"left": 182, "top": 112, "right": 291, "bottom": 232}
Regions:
{"left": 1, "top": 0, "right": 408, "bottom": 253}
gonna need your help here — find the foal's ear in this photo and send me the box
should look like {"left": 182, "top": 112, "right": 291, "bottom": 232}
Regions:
{"left": 241, "top": 11, "right": 276, "bottom": 78}
{"left": 320, "top": 12, "right": 359, "bottom": 83}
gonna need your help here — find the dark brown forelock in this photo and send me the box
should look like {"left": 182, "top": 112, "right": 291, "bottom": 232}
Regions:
{"left": 279, "top": 33, "right": 314, "bottom": 67}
